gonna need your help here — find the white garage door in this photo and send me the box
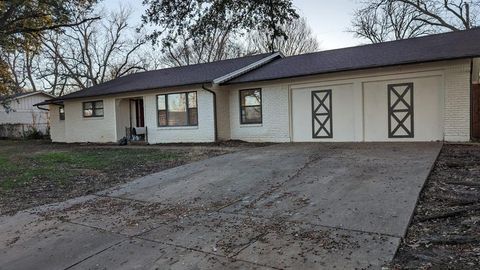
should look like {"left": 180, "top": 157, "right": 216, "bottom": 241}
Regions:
{"left": 291, "top": 84, "right": 356, "bottom": 142}
{"left": 363, "top": 76, "right": 443, "bottom": 141}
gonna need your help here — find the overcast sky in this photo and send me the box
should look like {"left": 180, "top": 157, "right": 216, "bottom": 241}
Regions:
{"left": 102, "top": 0, "right": 363, "bottom": 50}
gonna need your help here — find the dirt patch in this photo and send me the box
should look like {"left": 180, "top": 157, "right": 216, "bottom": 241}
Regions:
{"left": 391, "top": 144, "right": 480, "bottom": 269}
{"left": 0, "top": 140, "right": 265, "bottom": 216}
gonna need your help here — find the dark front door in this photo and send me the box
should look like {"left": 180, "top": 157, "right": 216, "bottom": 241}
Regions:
{"left": 473, "top": 84, "right": 480, "bottom": 140}
{"left": 135, "top": 99, "right": 145, "bottom": 127}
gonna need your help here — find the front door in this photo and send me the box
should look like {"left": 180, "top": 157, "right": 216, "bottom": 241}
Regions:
{"left": 135, "top": 99, "right": 145, "bottom": 127}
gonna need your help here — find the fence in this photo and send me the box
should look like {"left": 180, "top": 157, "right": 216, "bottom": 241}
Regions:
{"left": 0, "top": 123, "right": 49, "bottom": 139}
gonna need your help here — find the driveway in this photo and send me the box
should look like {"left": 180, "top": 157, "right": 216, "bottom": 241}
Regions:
{"left": 0, "top": 143, "right": 441, "bottom": 269}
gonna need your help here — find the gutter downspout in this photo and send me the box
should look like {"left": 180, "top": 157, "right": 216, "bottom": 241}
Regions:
{"left": 470, "top": 58, "right": 474, "bottom": 141}
{"left": 202, "top": 84, "right": 218, "bottom": 142}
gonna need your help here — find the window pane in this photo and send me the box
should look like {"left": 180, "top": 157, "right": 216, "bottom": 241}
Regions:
{"left": 168, "top": 93, "right": 186, "bottom": 112}
{"left": 84, "top": 102, "right": 92, "bottom": 109}
{"left": 59, "top": 106, "right": 65, "bottom": 120}
{"left": 188, "top": 108, "right": 198, "bottom": 125}
{"left": 241, "top": 90, "right": 261, "bottom": 106}
{"left": 168, "top": 111, "right": 188, "bottom": 125}
{"left": 94, "top": 101, "right": 103, "bottom": 109}
{"left": 94, "top": 108, "right": 104, "bottom": 117}
{"left": 158, "top": 110, "right": 167, "bottom": 126}
{"left": 188, "top": 92, "right": 197, "bottom": 108}
{"left": 241, "top": 106, "right": 262, "bottom": 123}
{"left": 157, "top": 95, "right": 166, "bottom": 110}
{"left": 84, "top": 109, "right": 93, "bottom": 117}
{"left": 167, "top": 93, "right": 187, "bottom": 125}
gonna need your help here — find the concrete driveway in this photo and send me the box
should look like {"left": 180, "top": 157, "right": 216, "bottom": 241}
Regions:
{"left": 0, "top": 143, "right": 441, "bottom": 269}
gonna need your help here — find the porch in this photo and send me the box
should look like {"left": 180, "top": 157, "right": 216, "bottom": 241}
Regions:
{"left": 115, "top": 97, "right": 147, "bottom": 143}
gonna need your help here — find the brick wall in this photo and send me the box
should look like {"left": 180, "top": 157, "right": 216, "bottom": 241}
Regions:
{"left": 144, "top": 89, "right": 215, "bottom": 143}
{"left": 215, "top": 89, "right": 231, "bottom": 140}
{"left": 63, "top": 98, "right": 117, "bottom": 143}
{"left": 229, "top": 85, "right": 291, "bottom": 142}
{"left": 444, "top": 61, "right": 471, "bottom": 141}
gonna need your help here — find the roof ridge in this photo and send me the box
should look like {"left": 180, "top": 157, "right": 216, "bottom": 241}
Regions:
{"left": 124, "top": 52, "right": 275, "bottom": 78}
{"left": 281, "top": 28, "right": 480, "bottom": 60}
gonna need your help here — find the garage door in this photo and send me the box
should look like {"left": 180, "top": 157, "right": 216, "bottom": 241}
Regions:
{"left": 363, "top": 76, "right": 443, "bottom": 141}
{"left": 291, "top": 76, "right": 443, "bottom": 142}
{"left": 291, "top": 84, "right": 356, "bottom": 142}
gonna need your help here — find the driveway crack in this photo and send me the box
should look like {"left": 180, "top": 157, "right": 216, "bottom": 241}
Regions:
{"left": 243, "top": 151, "right": 327, "bottom": 209}
{"left": 63, "top": 239, "right": 126, "bottom": 270}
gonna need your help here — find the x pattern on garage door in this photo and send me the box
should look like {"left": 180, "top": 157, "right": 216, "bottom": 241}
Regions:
{"left": 388, "top": 83, "right": 414, "bottom": 138}
{"left": 312, "top": 90, "right": 333, "bottom": 138}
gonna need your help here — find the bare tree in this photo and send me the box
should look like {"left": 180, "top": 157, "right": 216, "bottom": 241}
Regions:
{"left": 1, "top": 39, "right": 41, "bottom": 92}
{"left": 397, "top": 0, "right": 479, "bottom": 30}
{"left": 247, "top": 17, "right": 320, "bottom": 56}
{"left": 160, "top": 23, "right": 247, "bottom": 67}
{"left": 0, "top": 7, "right": 149, "bottom": 97}
{"left": 351, "top": 1, "right": 433, "bottom": 43}
{"left": 160, "top": 16, "right": 320, "bottom": 67}
{"left": 40, "top": 7, "right": 147, "bottom": 93}
{"left": 352, "top": 0, "right": 480, "bottom": 43}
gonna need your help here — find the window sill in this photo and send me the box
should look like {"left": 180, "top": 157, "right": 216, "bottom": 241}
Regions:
{"left": 240, "top": 123, "right": 263, "bottom": 128}
{"left": 83, "top": 117, "right": 104, "bottom": 120}
{"left": 157, "top": 126, "right": 199, "bottom": 130}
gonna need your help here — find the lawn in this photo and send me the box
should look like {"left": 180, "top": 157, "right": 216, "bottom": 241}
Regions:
{"left": 0, "top": 146, "right": 177, "bottom": 190}
{"left": 0, "top": 140, "right": 236, "bottom": 215}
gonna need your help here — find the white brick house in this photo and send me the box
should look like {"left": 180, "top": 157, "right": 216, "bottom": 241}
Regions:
{"left": 38, "top": 29, "right": 480, "bottom": 143}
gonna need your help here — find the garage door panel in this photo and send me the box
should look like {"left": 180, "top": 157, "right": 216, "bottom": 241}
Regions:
{"left": 292, "top": 84, "right": 355, "bottom": 142}
{"left": 364, "top": 76, "right": 443, "bottom": 141}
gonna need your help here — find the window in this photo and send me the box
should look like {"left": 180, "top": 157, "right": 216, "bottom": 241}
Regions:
{"left": 157, "top": 91, "right": 198, "bottom": 127}
{"left": 83, "top": 100, "right": 104, "bottom": 117}
{"left": 240, "top": 89, "right": 262, "bottom": 124}
{"left": 59, "top": 106, "right": 65, "bottom": 120}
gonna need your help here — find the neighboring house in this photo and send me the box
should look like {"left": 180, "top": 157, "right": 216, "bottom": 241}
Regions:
{"left": 0, "top": 91, "right": 55, "bottom": 138}
{"left": 38, "top": 29, "right": 480, "bottom": 143}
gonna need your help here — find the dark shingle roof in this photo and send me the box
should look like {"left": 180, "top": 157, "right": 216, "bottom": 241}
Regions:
{"left": 54, "top": 53, "right": 273, "bottom": 101}
{"left": 227, "top": 28, "right": 480, "bottom": 84}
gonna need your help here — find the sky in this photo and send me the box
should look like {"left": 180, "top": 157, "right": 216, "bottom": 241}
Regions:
{"left": 102, "top": 0, "right": 363, "bottom": 50}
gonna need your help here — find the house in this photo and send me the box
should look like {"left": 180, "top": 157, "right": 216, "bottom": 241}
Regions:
{"left": 37, "top": 29, "right": 480, "bottom": 143}
{"left": 0, "top": 91, "right": 55, "bottom": 138}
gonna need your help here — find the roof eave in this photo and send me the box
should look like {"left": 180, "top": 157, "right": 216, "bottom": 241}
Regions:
{"left": 51, "top": 81, "right": 214, "bottom": 102}
{"left": 33, "top": 99, "right": 64, "bottom": 107}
